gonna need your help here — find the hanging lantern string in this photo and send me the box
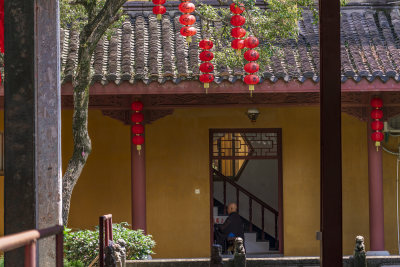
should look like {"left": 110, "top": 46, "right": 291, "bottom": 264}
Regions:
{"left": 131, "top": 101, "right": 145, "bottom": 154}
{"left": 370, "top": 97, "right": 384, "bottom": 151}
{"left": 199, "top": 39, "right": 215, "bottom": 93}
{"left": 243, "top": 36, "right": 260, "bottom": 97}
{"left": 230, "top": 3, "right": 246, "bottom": 56}
{"left": 179, "top": 1, "right": 197, "bottom": 44}
{"left": 152, "top": 0, "right": 166, "bottom": 20}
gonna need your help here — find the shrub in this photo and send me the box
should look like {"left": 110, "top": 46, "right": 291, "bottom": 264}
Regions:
{"left": 64, "top": 259, "right": 84, "bottom": 267}
{"left": 64, "top": 222, "right": 155, "bottom": 266}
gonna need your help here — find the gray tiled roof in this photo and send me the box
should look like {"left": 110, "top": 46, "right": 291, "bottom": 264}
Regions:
{"left": 60, "top": 6, "right": 400, "bottom": 85}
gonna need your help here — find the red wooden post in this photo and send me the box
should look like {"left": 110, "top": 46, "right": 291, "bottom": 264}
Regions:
{"left": 99, "top": 217, "right": 104, "bottom": 267}
{"left": 105, "top": 220, "right": 109, "bottom": 247}
{"left": 320, "top": 0, "right": 342, "bottom": 265}
{"left": 108, "top": 217, "right": 113, "bottom": 242}
{"left": 24, "top": 242, "right": 36, "bottom": 267}
{"left": 367, "top": 114, "right": 385, "bottom": 252}
{"left": 56, "top": 232, "right": 63, "bottom": 267}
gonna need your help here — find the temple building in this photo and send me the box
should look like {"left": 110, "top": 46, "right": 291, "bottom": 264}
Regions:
{"left": 2, "top": 0, "right": 400, "bottom": 259}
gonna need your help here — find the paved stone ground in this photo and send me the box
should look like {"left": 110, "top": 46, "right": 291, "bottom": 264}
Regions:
{"left": 127, "top": 256, "right": 400, "bottom": 267}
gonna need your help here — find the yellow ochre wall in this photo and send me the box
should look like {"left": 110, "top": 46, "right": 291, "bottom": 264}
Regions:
{"left": 61, "top": 107, "right": 397, "bottom": 258}
{"left": 0, "top": 107, "right": 399, "bottom": 258}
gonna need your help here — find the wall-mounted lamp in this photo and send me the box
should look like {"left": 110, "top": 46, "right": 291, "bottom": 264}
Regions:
{"left": 246, "top": 108, "right": 260, "bottom": 123}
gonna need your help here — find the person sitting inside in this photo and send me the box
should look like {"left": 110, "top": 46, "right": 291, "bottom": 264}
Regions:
{"left": 214, "top": 203, "right": 244, "bottom": 253}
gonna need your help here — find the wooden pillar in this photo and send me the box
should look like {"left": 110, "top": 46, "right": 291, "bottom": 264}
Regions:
{"left": 367, "top": 115, "right": 386, "bottom": 252}
{"left": 131, "top": 127, "right": 147, "bottom": 233}
{"left": 4, "top": 0, "right": 61, "bottom": 266}
{"left": 319, "top": 0, "right": 342, "bottom": 265}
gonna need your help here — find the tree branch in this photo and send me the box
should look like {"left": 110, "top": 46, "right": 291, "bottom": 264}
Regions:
{"left": 62, "top": 0, "right": 127, "bottom": 225}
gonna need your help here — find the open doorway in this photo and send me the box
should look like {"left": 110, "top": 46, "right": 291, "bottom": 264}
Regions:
{"left": 209, "top": 129, "right": 283, "bottom": 254}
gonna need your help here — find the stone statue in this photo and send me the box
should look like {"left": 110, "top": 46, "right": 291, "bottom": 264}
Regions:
{"left": 116, "top": 239, "right": 127, "bottom": 267}
{"left": 232, "top": 237, "right": 246, "bottom": 267}
{"left": 210, "top": 244, "right": 224, "bottom": 267}
{"left": 104, "top": 239, "right": 127, "bottom": 267}
{"left": 104, "top": 245, "right": 116, "bottom": 267}
{"left": 353, "top": 235, "right": 367, "bottom": 267}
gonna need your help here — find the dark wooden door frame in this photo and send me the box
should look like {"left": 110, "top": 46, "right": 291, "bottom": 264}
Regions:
{"left": 209, "top": 128, "right": 284, "bottom": 254}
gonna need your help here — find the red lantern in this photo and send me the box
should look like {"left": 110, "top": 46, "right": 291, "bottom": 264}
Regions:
{"left": 371, "top": 131, "right": 384, "bottom": 143}
{"left": 180, "top": 26, "right": 197, "bottom": 43}
{"left": 371, "top": 97, "right": 383, "bottom": 108}
{"left": 132, "top": 124, "right": 144, "bottom": 135}
{"left": 179, "top": 2, "right": 195, "bottom": 13}
{"left": 231, "top": 27, "right": 246, "bottom": 38}
{"left": 153, "top": 5, "right": 166, "bottom": 20}
{"left": 230, "top": 15, "right": 245, "bottom": 26}
{"left": 199, "top": 62, "right": 214, "bottom": 73}
{"left": 244, "top": 74, "right": 259, "bottom": 95}
{"left": 132, "top": 135, "right": 145, "bottom": 145}
{"left": 132, "top": 135, "right": 145, "bottom": 152}
{"left": 199, "top": 39, "right": 213, "bottom": 50}
{"left": 152, "top": 0, "right": 165, "bottom": 5}
{"left": 230, "top": 3, "right": 245, "bottom": 14}
{"left": 371, "top": 121, "right": 384, "bottom": 131}
{"left": 244, "top": 36, "right": 259, "bottom": 48}
{"left": 179, "top": 14, "right": 196, "bottom": 26}
{"left": 244, "top": 50, "right": 260, "bottom": 61}
{"left": 371, "top": 109, "right": 383, "bottom": 120}
{"left": 131, "top": 101, "right": 144, "bottom": 111}
{"left": 131, "top": 113, "right": 144, "bottom": 123}
{"left": 199, "top": 50, "right": 214, "bottom": 61}
{"left": 244, "top": 74, "right": 259, "bottom": 85}
{"left": 199, "top": 73, "right": 214, "bottom": 89}
{"left": 231, "top": 39, "right": 245, "bottom": 50}
{"left": 244, "top": 62, "right": 259, "bottom": 73}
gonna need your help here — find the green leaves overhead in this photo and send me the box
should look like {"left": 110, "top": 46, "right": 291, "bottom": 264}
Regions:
{"left": 60, "top": 0, "right": 126, "bottom": 39}
{"left": 195, "top": 0, "right": 315, "bottom": 68}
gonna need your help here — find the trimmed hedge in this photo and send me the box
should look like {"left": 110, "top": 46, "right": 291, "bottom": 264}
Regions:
{"left": 64, "top": 222, "right": 155, "bottom": 266}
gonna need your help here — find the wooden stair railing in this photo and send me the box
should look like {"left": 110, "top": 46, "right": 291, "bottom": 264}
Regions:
{"left": 213, "top": 169, "right": 279, "bottom": 243}
{"left": 0, "top": 225, "right": 63, "bottom": 267}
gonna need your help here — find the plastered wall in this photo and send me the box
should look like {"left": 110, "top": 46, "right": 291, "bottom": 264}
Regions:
{"left": 0, "top": 107, "right": 398, "bottom": 258}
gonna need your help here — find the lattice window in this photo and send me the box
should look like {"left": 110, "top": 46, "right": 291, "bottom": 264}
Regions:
{"left": 211, "top": 129, "right": 279, "bottom": 180}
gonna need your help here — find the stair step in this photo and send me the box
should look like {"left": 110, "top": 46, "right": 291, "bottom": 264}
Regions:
{"left": 244, "top": 232, "right": 269, "bottom": 254}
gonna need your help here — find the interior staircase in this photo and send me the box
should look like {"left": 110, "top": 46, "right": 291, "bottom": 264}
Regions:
{"left": 213, "top": 205, "right": 272, "bottom": 254}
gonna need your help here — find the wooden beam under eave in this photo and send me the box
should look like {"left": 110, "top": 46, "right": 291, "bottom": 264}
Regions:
{"left": 0, "top": 76, "right": 399, "bottom": 96}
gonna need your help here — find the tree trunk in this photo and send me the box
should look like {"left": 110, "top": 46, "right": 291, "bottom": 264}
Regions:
{"left": 61, "top": 0, "right": 128, "bottom": 226}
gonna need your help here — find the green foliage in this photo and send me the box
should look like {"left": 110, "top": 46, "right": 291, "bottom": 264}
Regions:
{"left": 60, "top": 0, "right": 126, "bottom": 39}
{"left": 195, "top": 0, "right": 314, "bottom": 68}
{"left": 0, "top": 256, "right": 3, "bottom": 267}
{"left": 195, "top": 0, "right": 348, "bottom": 69}
{"left": 64, "top": 259, "right": 85, "bottom": 267}
{"left": 64, "top": 223, "right": 156, "bottom": 266}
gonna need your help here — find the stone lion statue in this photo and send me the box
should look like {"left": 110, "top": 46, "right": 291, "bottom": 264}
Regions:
{"left": 104, "top": 239, "right": 127, "bottom": 267}
{"left": 353, "top": 235, "right": 366, "bottom": 267}
{"left": 210, "top": 244, "right": 223, "bottom": 267}
{"left": 234, "top": 238, "right": 245, "bottom": 255}
{"left": 233, "top": 237, "right": 245, "bottom": 267}
{"left": 104, "top": 245, "right": 116, "bottom": 267}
